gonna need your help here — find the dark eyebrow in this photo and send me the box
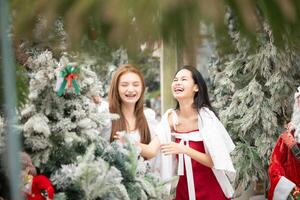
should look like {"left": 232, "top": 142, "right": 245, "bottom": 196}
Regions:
{"left": 175, "top": 75, "right": 188, "bottom": 79}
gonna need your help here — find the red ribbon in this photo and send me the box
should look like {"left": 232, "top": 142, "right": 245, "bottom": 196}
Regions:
{"left": 66, "top": 73, "right": 77, "bottom": 89}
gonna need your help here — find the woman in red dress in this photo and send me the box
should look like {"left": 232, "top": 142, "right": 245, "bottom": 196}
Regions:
{"left": 160, "top": 66, "right": 235, "bottom": 200}
{"left": 131, "top": 65, "right": 235, "bottom": 199}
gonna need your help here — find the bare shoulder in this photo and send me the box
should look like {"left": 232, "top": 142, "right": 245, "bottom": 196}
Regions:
{"left": 167, "top": 111, "right": 175, "bottom": 132}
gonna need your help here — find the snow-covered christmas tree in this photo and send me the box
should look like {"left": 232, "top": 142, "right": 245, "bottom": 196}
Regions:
{"left": 17, "top": 50, "right": 167, "bottom": 199}
{"left": 20, "top": 50, "right": 106, "bottom": 170}
{"left": 209, "top": 11, "right": 300, "bottom": 193}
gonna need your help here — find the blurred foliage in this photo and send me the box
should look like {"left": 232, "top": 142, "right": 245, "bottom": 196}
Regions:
{"left": 15, "top": 64, "right": 29, "bottom": 106}
{"left": 130, "top": 52, "right": 160, "bottom": 93}
{"left": 146, "top": 89, "right": 160, "bottom": 100}
{"left": 10, "top": 0, "right": 300, "bottom": 54}
{"left": 0, "top": 63, "right": 29, "bottom": 112}
{"left": 6, "top": 0, "right": 300, "bottom": 106}
{"left": 75, "top": 39, "right": 160, "bottom": 97}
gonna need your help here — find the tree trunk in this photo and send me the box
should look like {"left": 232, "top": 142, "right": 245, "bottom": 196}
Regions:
{"left": 160, "top": 38, "right": 179, "bottom": 113}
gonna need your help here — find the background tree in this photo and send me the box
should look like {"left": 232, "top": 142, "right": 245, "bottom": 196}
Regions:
{"left": 209, "top": 10, "right": 300, "bottom": 194}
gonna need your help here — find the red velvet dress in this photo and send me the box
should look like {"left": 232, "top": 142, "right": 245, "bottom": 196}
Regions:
{"left": 268, "top": 131, "right": 300, "bottom": 200}
{"left": 174, "top": 129, "right": 229, "bottom": 200}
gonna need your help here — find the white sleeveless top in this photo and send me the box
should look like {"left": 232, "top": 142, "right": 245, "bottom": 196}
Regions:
{"left": 100, "top": 108, "right": 158, "bottom": 142}
{"left": 99, "top": 107, "right": 159, "bottom": 173}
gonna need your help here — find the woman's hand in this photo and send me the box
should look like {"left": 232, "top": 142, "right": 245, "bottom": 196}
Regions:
{"left": 113, "top": 131, "right": 126, "bottom": 144}
{"left": 162, "top": 141, "right": 214, "bottom": 168}
{"left": 161, "top": 142, "right": 187, "bottom": 155}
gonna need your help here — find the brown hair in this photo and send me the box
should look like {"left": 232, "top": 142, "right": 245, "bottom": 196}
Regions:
{"left": 108, "top": 64, "right": 151, "bottom": 144}
{"left": 20, "top": 152, "right": 37, "bottom": 176}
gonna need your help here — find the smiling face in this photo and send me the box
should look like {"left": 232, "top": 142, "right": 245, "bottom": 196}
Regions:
{"left": 118, "top": 72, "right": 143, "bottom": 105}
{"left": 172, "top": 69, "right": 198, "bottom": 100}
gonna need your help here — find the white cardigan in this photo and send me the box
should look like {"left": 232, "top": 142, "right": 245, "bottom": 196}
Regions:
{"left": 156, "top": 107, "right": 236, "bottom": 198}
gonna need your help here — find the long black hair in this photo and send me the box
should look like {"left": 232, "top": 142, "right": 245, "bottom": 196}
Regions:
{"left": 174, "top": 65, "right": 216, "bottom": 115}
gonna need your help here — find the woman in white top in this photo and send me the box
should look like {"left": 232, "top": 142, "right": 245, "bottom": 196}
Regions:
{"left": 103, "top": 64, "right": 158, "bottom": 160}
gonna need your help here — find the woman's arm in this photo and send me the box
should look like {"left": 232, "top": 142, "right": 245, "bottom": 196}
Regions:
{"left": 185, "top": 145, "right": 214, "bottom": 168}
{"left": 138, "top": 136, "right": 161, "bottom": 160}
{"left": 161, "top": 142, "right": 213, "bottom": 168}
{"left": 114, "top": 132, "right": 161, "bottom": 160}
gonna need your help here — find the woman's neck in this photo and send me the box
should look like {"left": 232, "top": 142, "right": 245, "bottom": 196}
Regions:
{"left": 121, "top": 103, "right": 137, "bottom": 131}
{"left": 121, "top": 103, "right": 135, "bottom": 118}
{"left": 177, "top": 99, "right": 197, "bottom": 118}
